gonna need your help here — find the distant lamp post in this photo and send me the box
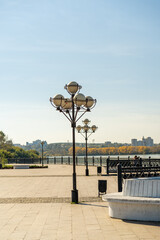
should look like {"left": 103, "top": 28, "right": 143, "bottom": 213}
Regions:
{"left": 76, "top": 119, "right": 98, "bottom": 176}
{"left": 41, "top": 141, "right": 44, "bottom": 167}
{"left": 50, "top": 81, "right": 96, "bottom": 203}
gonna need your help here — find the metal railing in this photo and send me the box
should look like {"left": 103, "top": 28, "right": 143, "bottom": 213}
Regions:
{"left": 6, "top": 156, "right": 160, "bottom": 170}
{"left": 106, "top": 157, "right": 160, "bottom": 174}
{"left": 117, "top": 163, "right": 160, "bottom": 192}
{"left": 7, "top": 156, "right": 104, "bottom": 166}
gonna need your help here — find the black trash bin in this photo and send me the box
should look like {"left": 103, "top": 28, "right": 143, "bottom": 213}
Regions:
{"left": 97, "top": 166, "right": 102, "bottom": 175}
{"left": 0, "top": 164, "right": 2, "bottom": 169}
{"left": 98, "top": 180, "right": 107, "bottom": 197}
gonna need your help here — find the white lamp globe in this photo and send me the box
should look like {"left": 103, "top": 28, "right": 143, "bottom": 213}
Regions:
{"left": 67, "top": 81, "right": 79, "bottom": 94}
{"left": 62, "top": 98, "right": 72, "bottom": 109}
{"left": 76, "top": 125, "right": 82, "bottom": 132}
{"left": 74, "top": 93, "right": 86, "bottom": 106}
{"left": 92, "top": 125, "right": 97, "bottom": 132}
{"left": 83, "top": 119, "right": 90, "bottom": 125}
{"left": 83, "top": 125, "right": 90, "bottom": 132}
{"left": 84, "top": 96, "right": 94, "bottom": 108}
{"left": 53, "top": 94, "right": 64, "bottom": 107}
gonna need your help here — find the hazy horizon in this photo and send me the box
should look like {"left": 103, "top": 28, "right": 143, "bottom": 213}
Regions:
{"left": 13, "top": 138, "right": 159, "bottom": 146}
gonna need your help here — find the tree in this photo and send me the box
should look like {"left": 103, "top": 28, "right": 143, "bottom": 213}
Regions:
{"left": 0, "top": 131, "right": 6, "bottom": 145}
{"left": 0, "top": 131, "right": 39, "bottom": 159}
{"left": 0, "top": 131, "right": 13, "bottom": 149}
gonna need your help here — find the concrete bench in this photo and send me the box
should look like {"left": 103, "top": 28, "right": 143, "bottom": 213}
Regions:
{"left": 102, "top": 177, "right": 160, "bottom": 221}
{"left": 13, "top": 165, "right": 29, "bottom": 169}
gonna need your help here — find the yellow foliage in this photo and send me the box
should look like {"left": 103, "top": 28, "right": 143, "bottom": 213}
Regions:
{"left": 68, "top": 145, "right": 160, "bottom": 156}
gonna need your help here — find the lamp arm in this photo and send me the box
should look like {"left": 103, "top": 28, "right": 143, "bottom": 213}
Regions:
{"left": 50, "top": 99, "right": 56, "bottom": 108}
{"left": 61, "top": 110, "right": 72, "bottom": 122}
{"left": 75, "top": 109, "right": 87, "bottom": 123}
{"left": 79, "top": 132, "right": 85, "bottom": 138}
{"left": 87, "top": 132, "right": 93, "bottom": 138}
{"left": 74, "top": 108, "right": 79, "bottom": 121}
{"left": 68, "top": 111, "right": 72, "bottom": 121}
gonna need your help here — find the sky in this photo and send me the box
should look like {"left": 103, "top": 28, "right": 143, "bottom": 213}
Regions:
{"left": 0, "top": 0, "right": 160, "bottom": 145}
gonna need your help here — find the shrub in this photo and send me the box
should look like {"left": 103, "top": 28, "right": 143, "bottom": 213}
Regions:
{"left": 0, "top": 156, "right": 8, "bottom": 168}
{"left": 2, "top": 165, "right": 13, "bottom": 169}
{"left": 29, "top": 165, "right": 48, "bottom": 168}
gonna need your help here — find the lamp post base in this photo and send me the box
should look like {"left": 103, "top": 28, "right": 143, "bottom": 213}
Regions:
{"left": 71, "top": 189, "right": 78, "bottom": 203}
{"left": 85, "top": 169, "right": 89, "bottom": 176}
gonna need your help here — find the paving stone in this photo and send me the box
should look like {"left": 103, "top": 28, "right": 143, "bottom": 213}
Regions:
{"left": 0, "top": 165, "right": 159, "bottom": 240}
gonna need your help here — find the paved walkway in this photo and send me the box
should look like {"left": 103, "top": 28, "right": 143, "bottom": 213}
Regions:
{"left": 0, "top": 165, "right": 159, "bottom": 240}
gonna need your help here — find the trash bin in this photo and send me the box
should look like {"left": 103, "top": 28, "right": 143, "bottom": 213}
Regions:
{"left": 98, "top": 180, "right": 107, "bottom": 197}
{"left": 97, "top": 166, "right": 102, "bottom": 175}
{"left": 0, "top": 164, "right": 2, "bottom": 169}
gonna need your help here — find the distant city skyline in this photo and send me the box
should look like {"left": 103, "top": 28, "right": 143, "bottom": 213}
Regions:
{"left": 131, "top": 136, "right": 154, "bottom": 147}
{"left": 0, "top": 0, "right": 160, "bottom": 145}
{"left": 14, "top": 136, "right": 158, "bottom": 147}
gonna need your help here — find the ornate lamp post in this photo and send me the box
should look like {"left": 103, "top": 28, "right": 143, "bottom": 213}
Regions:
{"left": 41, "top": 141, "right": 44, "bottom": 167}
{"left": 76, "top": 119, "right": 98, "bottom": 176}
{"left": 50, "top": 81, "right": 96, "bottom": 203}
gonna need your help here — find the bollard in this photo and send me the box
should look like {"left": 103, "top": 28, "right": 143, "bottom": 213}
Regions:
{"left": 97, "top": 166, "right": 102, "bottom": 175}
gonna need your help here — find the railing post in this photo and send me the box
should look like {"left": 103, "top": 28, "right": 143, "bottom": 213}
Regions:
{"left": 100, "top": 156, "right": 102, "bottom": 166}
{"left": 68, "top": 156, "right": 70, "bottom": 165}
{"left": 92, "top": 156, "right": 94, "bottom": 166}
{"left": 106, "top": 157, "right": 109, "bottom": 175}
{"left": 61, "top": 156, "right": 63, "bottom": 165}
{"left": 139, "top": 158, "right": 142, "bottom": 167}
{"left": 117, "top": 163, "right": 122, "bottom": 192}
{"left": 54, "top": 157, "right": 56, "bottom": 164}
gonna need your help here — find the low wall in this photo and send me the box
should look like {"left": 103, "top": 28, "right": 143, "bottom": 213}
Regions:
{"left": 102, "top": 177, "right": 160, "bottom": 221}
{"left": 13, "top": 165, "right": 29, "bottom": 169}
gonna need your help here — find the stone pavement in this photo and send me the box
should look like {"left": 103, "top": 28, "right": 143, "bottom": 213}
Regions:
{"left": 0, "top": 165, "right": 159, "bottom": 240}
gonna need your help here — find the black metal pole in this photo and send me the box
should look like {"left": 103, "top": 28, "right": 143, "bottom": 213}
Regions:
{"left": 85, "top": 131, "right": 89, "bottom": 176}
{"left": 41, "top": 143, "right": 44, "bottom": 167}
{"left": 71, "top": 94, "right": 78, "bottom": 203}
{"left": 106, "top": 157, "right": 109, "bottom": 175}
{"left": 117, "top": 163, "right": 122, "bottom": 192}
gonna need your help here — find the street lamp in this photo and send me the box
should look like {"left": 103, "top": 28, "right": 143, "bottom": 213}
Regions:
{"left": 50, "top": 81, "right": 96, "bottom": 203}
{"left": 41, "top": 141, "right": 44, "bottom": 167}
{"left": 76, "top": 119, "right": 98, "bottom": 176}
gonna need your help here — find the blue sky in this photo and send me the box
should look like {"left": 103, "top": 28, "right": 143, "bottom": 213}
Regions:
{"left": 0, "top": 0, "right": 160, "bottom": 144}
